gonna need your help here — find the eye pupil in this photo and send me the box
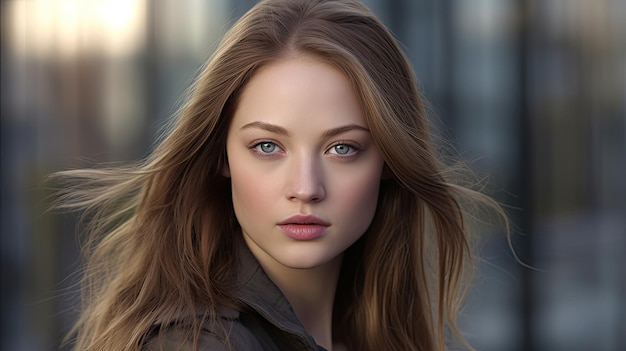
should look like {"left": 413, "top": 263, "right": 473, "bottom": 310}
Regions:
{"left": 260, "top": 142, "right": 276, "bottom": 153}
{"left": 335, "top": 145, "right": 350, "bottom": 154}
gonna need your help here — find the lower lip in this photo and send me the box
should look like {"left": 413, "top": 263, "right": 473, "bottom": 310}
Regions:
{"left": 278, "top": 224, "right": 327, "bottom": 240}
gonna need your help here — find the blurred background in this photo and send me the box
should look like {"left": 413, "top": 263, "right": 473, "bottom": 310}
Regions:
{"left": 1, "top": 0, "right": 624, "bottom": 350}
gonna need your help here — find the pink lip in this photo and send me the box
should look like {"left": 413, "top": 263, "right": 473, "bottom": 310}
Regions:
{"left": 278, "top": 215, "right": 329, "bottom": 240}
{"left": 278, "top": 214, "right": 330, "bottom": 226}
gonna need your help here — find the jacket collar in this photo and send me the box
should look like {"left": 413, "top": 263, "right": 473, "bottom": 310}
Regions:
{"left": 234, "top": 239, "right": 324, "bottom": 350}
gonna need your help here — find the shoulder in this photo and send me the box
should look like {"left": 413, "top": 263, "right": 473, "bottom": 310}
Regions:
{"left": 142, "top": 310, "right": 265, "bottom": 351}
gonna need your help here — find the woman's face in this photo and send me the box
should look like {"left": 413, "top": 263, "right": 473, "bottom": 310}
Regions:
{"left": 225, "top": 55, "right": 384, "bottom": 270}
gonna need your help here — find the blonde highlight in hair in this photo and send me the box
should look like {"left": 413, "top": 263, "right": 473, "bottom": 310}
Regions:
{"left": 52, "top": 1, "right": 508, "bottom": 350}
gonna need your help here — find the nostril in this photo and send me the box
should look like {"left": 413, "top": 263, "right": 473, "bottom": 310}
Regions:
{"left": 287, "top": 185, "right": 326, "bottom": 203}
{"left": 286, "top": 162, "right": 326, "bottom": 202}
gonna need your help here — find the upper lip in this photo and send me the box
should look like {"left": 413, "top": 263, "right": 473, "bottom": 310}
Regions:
{"left": 278, "top": 214, "right": 330, "bottom": 226}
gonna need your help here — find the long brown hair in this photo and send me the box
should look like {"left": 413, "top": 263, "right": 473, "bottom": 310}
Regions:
{"left": 53, "top": 0, "right": 507, "bottom": 350}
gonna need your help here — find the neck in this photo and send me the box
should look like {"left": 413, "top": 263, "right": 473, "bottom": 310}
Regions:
{"left": 254, "top": 252, "right": 343, "bottom": 350}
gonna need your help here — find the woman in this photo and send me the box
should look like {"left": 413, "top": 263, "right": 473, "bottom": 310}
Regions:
{"left": 53, "top": 0, "right": 506, "bottom": 350}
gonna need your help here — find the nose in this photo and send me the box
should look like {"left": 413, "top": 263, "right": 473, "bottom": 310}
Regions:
{"left": 286, "top": 155, "right": 326, "bottom": 203}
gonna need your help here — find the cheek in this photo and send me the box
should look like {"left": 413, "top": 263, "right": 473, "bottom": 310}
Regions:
{"left": 227, "top": 147, "right": 268, "bottom": 224}
{"left": 230, "top": 167, "right": 269, "bottom": 219}
{"left": 335, "top": 167, "right": 382, "bottom": 226}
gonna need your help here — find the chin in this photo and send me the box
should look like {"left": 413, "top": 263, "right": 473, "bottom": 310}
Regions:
{"left": 273, "top": 249, "right": 339, "bottom": 270}
{"left": 277, "top": 256, "right": 329, "bottom": 270}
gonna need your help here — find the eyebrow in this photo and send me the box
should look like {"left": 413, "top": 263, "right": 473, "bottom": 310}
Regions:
{"left": 240, "top": 121, "right": 289, "bottom": 136}
{"left": 240, "top": 121, "right": 370, "bottom": 138}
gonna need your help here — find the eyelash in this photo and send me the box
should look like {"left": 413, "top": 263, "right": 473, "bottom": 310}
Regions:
{"left": 250, "top": 141, "right": 284, "bottom": 158}
{"left": 248, "top": 141, "right": 362, "bottom": 159}
{"left": 327, "top": 141, "right": 361, "bottom": 158}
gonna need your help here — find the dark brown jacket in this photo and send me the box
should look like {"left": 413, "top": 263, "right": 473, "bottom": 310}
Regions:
{"left": 143, "top": 244, "right": 327, "bottom": 351}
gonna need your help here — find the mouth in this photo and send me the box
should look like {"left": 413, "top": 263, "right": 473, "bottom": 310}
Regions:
{"left": 277, "top": 214, "right": 330, "bottom": 240}
{"left": 278, "top": 214, "right": 330, "bottom": 226}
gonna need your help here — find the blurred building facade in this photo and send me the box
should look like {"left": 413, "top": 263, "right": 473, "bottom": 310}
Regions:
{"left": 1, "top": 0, "right": 624, "bottom": 350}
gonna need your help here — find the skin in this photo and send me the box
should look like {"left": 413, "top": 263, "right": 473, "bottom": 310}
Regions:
{"left": 225, "top": 54, "right": 384, "bottom": 350}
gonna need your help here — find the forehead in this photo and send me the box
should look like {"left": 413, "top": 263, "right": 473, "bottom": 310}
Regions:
{"left": 231, "top": 55, "right": 366, "bottom": 129}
